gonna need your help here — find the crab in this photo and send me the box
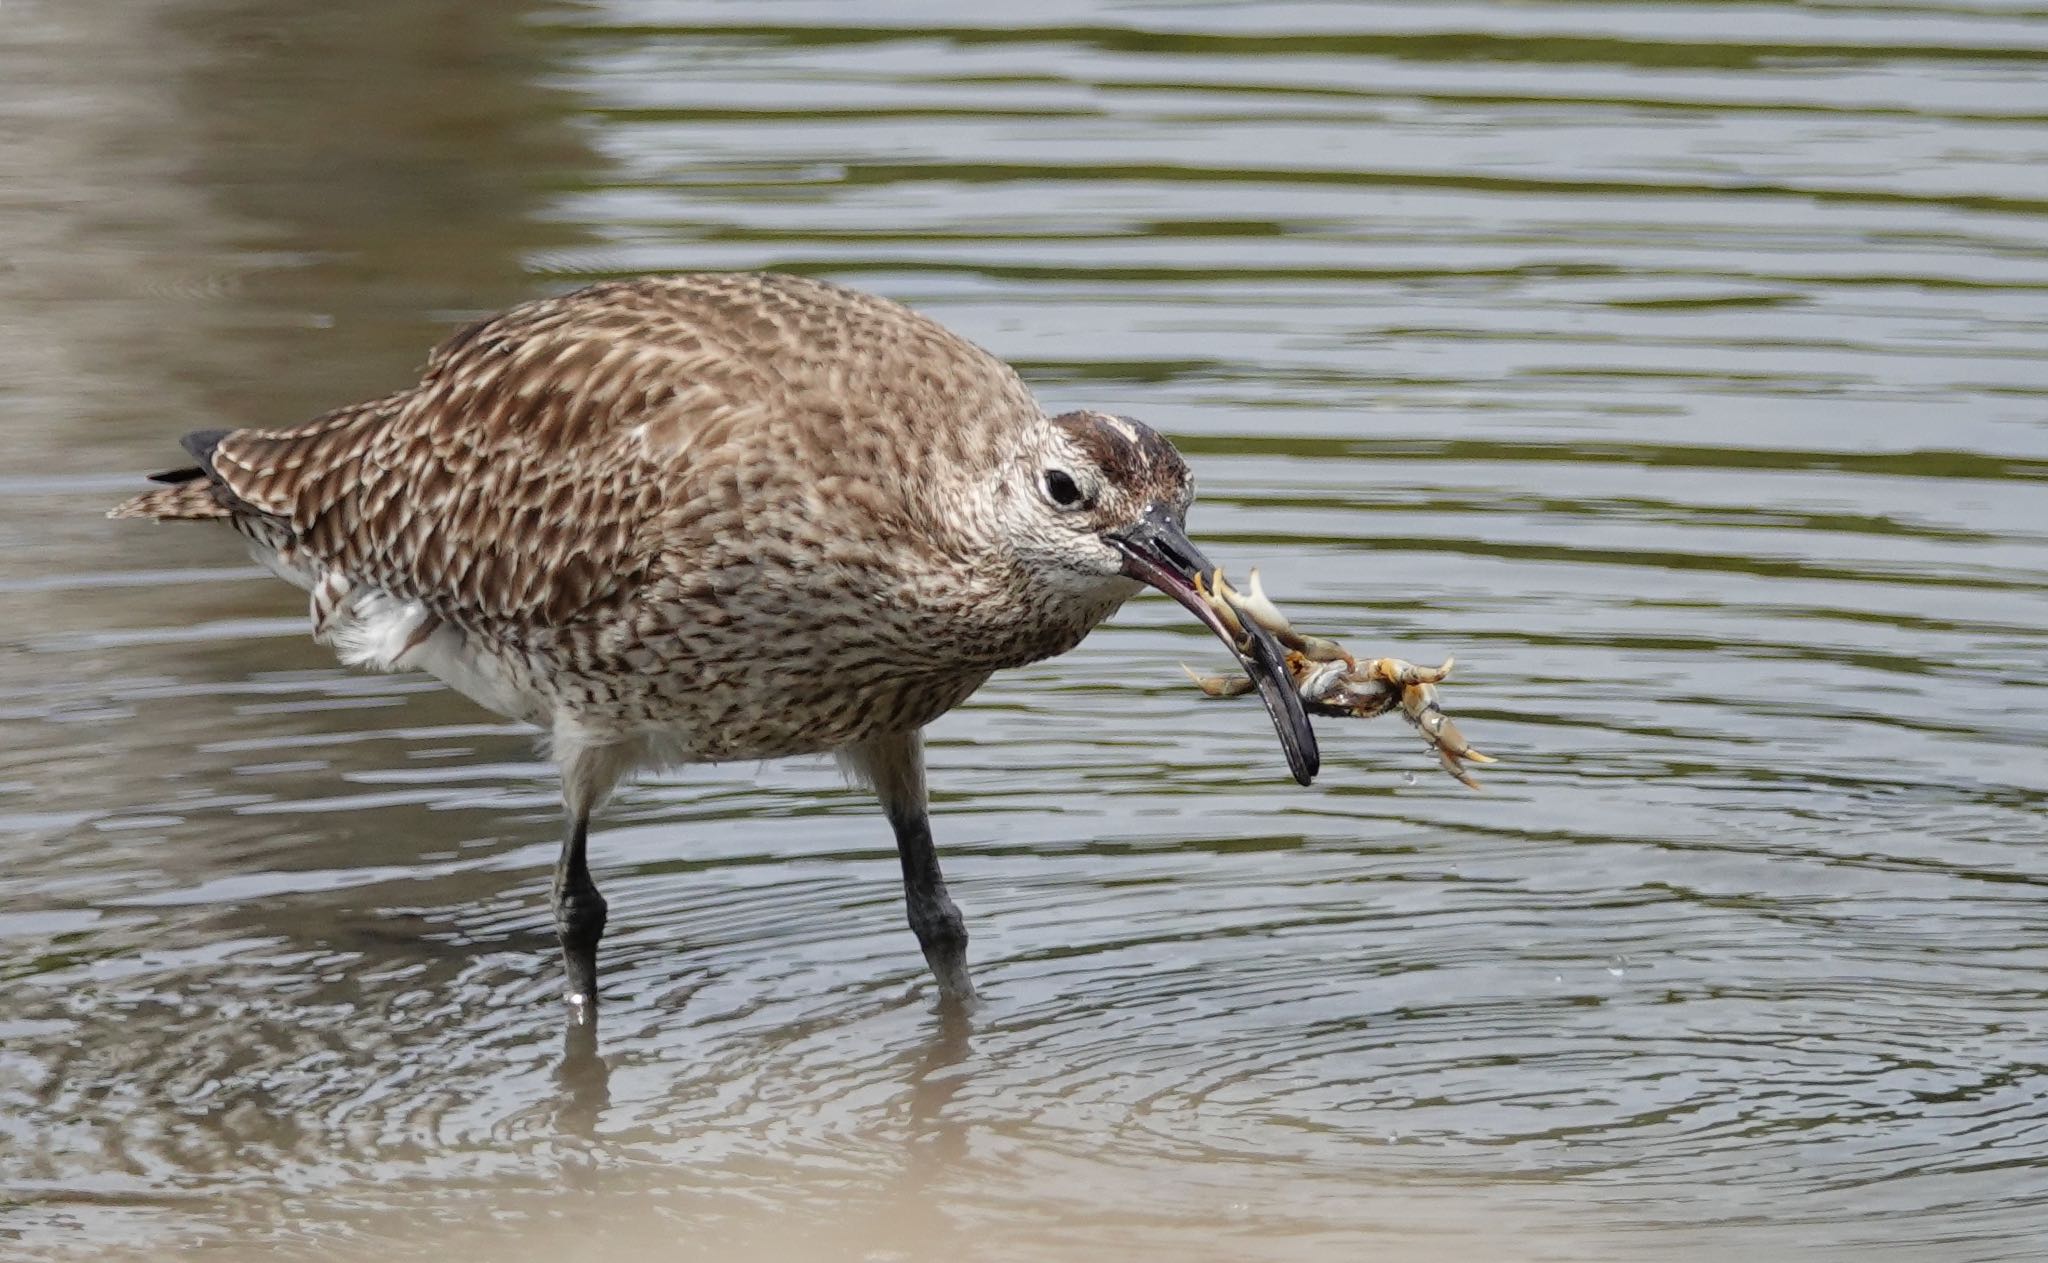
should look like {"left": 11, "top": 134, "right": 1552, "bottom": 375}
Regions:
{"left": 1181, "top": 569, "right": 1495, "bottom": 789}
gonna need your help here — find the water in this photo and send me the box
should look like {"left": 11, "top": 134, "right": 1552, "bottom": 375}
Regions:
{"left": 4, "top": 1, "right": 2046, "bottom": 1259}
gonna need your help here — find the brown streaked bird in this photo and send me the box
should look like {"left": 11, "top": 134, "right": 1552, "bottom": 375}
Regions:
{"left": 111, "top": 272, "right": 1318, "bottom": 1023}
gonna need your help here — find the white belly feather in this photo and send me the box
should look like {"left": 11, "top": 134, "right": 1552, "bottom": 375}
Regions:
{"left": 246, "top": 534, "right": 552, "bottom": 727}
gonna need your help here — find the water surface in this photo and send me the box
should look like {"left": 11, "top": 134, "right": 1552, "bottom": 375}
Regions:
{"left": 3, "top": 1, "right": 2046, "bottom": 1259}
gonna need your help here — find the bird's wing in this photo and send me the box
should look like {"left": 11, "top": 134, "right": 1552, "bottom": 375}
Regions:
{"left": 201, "top": 283, "right": 756, "bottom": 631}
{"left": 198, "top": 274, "right": 1039, "bottom": 636}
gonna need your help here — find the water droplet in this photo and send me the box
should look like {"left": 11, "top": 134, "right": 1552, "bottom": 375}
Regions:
{"left": 1401, "top": 771, "right": 1418, "bottom": 786}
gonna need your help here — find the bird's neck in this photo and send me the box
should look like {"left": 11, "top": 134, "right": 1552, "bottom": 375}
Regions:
{"left": 933, "top": 561, "right": 1138, "bottom": 672}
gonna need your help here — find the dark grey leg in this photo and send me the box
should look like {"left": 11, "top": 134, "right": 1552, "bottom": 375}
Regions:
{"left": 552, "top": 811, "right": 608, "bottom": 1022}
{"left": 845, "top": 729, "right": 977, "bottom": 1004}
{"left": 887, "top": 803, "right": 976, "bottom": 1005}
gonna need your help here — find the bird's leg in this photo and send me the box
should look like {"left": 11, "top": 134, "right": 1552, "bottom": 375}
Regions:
{"left": 550, "top": 736, "right": 637, "bottom": 1026}
{"left": 891, "top": 806, "right": 976, "bottom": 1005}
{"left": 553, "top": 811, "right": 608, "bottom": 1023}
{"left": 844, "top": 730, "right": 977, "bottom": 1005}
{"left": 552, "top": 812, "right": 612, "bottom": 1129}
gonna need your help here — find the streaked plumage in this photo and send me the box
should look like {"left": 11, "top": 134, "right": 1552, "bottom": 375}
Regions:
{"left": 113, "top": 271, "right": 1317, "bottom": 1024}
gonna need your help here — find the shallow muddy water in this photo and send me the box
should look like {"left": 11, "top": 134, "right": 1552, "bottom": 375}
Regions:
{"left": 3, "top": 1, "right": 2046, "bottom": 1259}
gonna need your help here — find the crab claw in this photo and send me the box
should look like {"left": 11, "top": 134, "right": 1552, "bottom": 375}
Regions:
{"left": 1238, "top": 571, "right": 1355, "bottom": 662}
{"left": 1365, "top": 656, "right": 1455, "bottom": 688}
{"left": 1239, "top": 569, "right": 1293, "bottom": 639}
{"left": 1396, "top": 677, "right": 1495, "bottom": 789}
{"left": 1295, "top": 634, "right": 1353, "bottom": 665}
{"left": 1193, "top": 570, "right": 1247, "bottom": 642}
{"left": 1181, "top": 663, "right": 1257, "bottom": 698}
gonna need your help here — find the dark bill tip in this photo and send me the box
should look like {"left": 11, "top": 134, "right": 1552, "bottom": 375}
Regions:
{"left": 1233, "top": 605, "right": 1320, "bottom": 787}
{"left": 1110, "top": 506, "right": 1319, "bottom": 786}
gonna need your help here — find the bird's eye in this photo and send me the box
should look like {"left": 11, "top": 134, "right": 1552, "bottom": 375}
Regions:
{"left": 1042, "top": 468, "right": 1085, "bottom": 509}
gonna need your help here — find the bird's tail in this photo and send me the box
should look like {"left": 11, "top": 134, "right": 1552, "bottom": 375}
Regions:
{"left": 108, "top": 477, "right": 232, "bottom": 521}
{"left": 108, "top": 430, "right": 236, "bottom": 522}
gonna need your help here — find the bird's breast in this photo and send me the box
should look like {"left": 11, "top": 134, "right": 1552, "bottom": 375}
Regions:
{"left": 518, "top": 555, "right": 1135, "bottom": 759}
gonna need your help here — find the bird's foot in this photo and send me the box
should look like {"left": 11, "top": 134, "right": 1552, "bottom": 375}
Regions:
{"left": 927, "top": 958, "right": 981, "bottom": 1011}
{"left": 553, "top": 881, "right": 608, "bottom": 1012}
{"left": 1181, "top": 568, "right": 1494, "bottom": 788}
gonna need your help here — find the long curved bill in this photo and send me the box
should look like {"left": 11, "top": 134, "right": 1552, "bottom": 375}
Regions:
{"left": 1110, "top": 505, "right": 1320, "bottom": 786}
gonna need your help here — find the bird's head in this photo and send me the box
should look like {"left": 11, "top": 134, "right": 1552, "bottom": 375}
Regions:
{"left": 1000, "top": 409, "right": 1319, "bottom": 785}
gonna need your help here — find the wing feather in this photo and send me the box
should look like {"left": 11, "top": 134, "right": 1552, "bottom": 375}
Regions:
{"left": 187, "top": 273, "right": 1041, "bottom": 640}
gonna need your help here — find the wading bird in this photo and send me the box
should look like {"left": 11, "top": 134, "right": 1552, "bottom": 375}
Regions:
{"left": 112, "top": 272, "right": 1317, "bottom": 1025}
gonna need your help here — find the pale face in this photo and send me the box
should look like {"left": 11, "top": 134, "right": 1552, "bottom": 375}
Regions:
{"left": 997, "top": 409, "right": 1319, "bottom": 786}
{"left": 1022, "top": 463, "right": 1146, "bottom": 583}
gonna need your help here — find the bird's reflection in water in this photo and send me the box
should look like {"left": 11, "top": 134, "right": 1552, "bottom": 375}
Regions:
{"left": 553, "top": 1009, "right": 611, "bottom": 1137}
{"left": 527, "top": 987, "right": 988, "bottom": 1255}
{"left": 544, "top": 991, "right": 976, "bottom": 1158}
{"left": 908, "top": 998, "right": 976, "bottom": 1155}
{"left": 861, "top": 996, "right": 980, "bottom": 1252}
